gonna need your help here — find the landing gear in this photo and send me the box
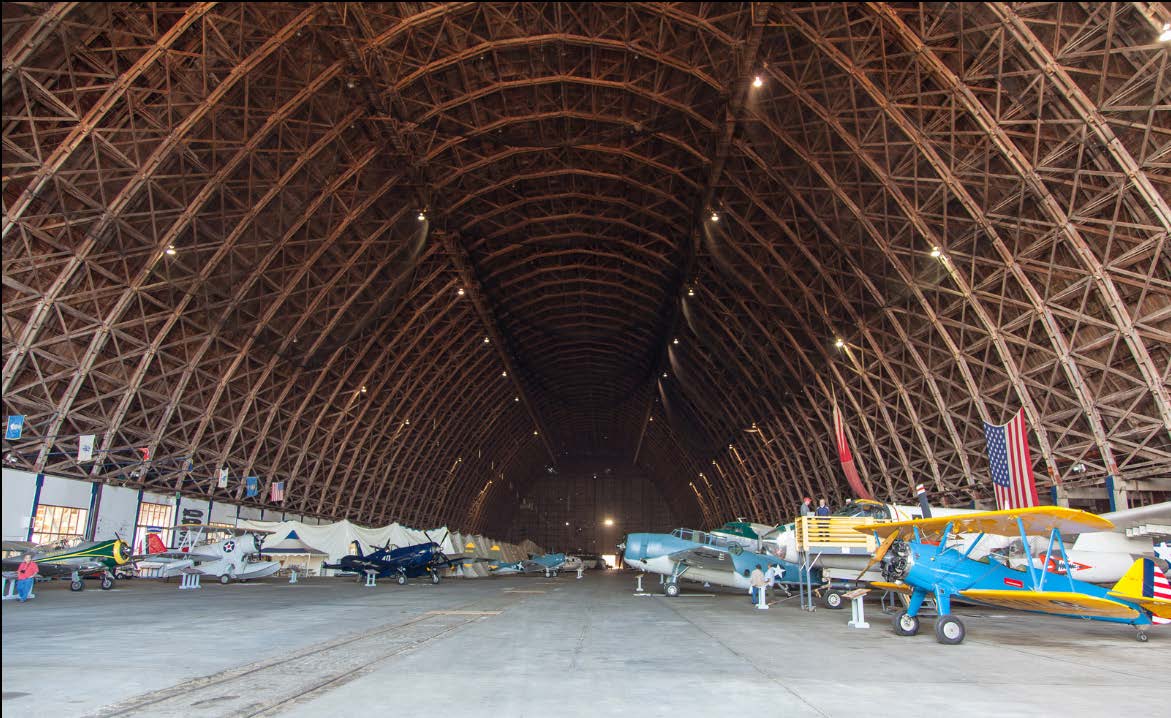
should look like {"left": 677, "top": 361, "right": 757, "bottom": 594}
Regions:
{"left": 664, "top": 582, "right": 681, "bottom": 597}
{"left": 893, "top": 610, "right": 919, "bottom": 636}
{"left": 100, "top": 574, "right": 114, "bottom": 590}
{"left": 396, "top": 574, "right": 407, "bottom": 586}
{"left": 431, "top": 573, "right": 440, "bottom": 585}
{"left": 1136, "top": 630, "right": 1149, "bottom": 643}
{"left": 70, "top": 580, "right": 84, "bottom": 592}
{"left": 219, "top": 574, "right": 231, "bottom": 585}
{"left": 822, "top": 591, "right": 844, "bottom": 610}
{"left": 934, "top": 615, "right": 965, "bottom": 645}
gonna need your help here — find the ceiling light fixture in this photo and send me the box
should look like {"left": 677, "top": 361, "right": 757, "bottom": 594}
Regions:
{"left": 360, "top": 385, "right": 367, "bottom": 393}
{"left": 1160, "top": 23, "right": 1171, "bottom": 43}
{"left": 709, "top": 211, "right": 720, "bottom": 222}
{"left": 501, "top": 371, "right": 508, "bottom": 377}
{"left": 483, "top": 337, "right": 490, "bottom": 344}
{"left": 533, "top": 430, "right": 539, "bottom": 436}
{"left": 603, "top": 518, "right": 614, "bottom": 527}
{"left": 164, "top": 244, "right": 176, "bottom": 256}
{"left": 417, "top": 210, "right": 427, "bottom": 221}
{"left": 687, "top": 287, "right": 695, "bottom": 297}
{"left": 457, "top": 287, "right": 465, "bottom": 296}
{"left": 930, "top": 246, "right": 942, "bottom": 258}
{"left": 752, "top": 75, "right": 764, "bottom": 88}
{"left": 672, "top": 338, "right": 679, "bottom": 345}
{"left": 834, "top": 338, "right": 845, "bottom": 349}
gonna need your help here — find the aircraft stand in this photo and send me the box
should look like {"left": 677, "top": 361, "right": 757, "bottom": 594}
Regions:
{"left": 289, "top": 570, "right": 298, "bottom": 584}
{"left": 845, "top": 588, "right": 870, "bottom": 628}
{"left": 2, "top": 573, "right": 34, "bottom": 601}
{"left": 179, "top": 570, "right": 201, "bottom": 590}
{"left": 576, "top": 567, "right": 584, "bottom": 580}
{"left": 364, "top": 570, "right": 377, "bottom": 587}
{"left": 635, "top": 574, "right": 645, "bottom": 593}
{"left": 755, "top": 587, "right": 769, "bottom": 610}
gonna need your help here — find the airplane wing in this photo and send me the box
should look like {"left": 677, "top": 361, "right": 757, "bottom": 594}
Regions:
{"left": 958, "top": 589, "right": 1140, "bottom": 619}
{"left": 870, "top": 580, "right": 914, "bottom": 595}
{"left": 143, "top": 551, "right": 220, "bottom": 562}
{"left": 856, "top": 506, "right": 1114, "bottom": 541}
{"left": 2, "top": 540, "right": 38, "bottom": 553}
{"left": 666, "top": 545, "right": 735, "bottom": 572}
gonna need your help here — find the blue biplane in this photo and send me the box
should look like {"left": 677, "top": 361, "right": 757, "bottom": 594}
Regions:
{"left": 857, "top": 506, "right": 1170, "bottom": 644}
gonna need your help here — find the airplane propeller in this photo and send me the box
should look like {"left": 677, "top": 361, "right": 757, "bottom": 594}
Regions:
{"left": 856, "top": 531, "right": 899, "bottom": 580}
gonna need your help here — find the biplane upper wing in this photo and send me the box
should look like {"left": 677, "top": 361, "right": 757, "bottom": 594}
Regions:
{"left": 854, "top": 506, "right": 1113, "bottom": 541}
{"left": 958, "top": 589, "right": 1140, "bottom": 619}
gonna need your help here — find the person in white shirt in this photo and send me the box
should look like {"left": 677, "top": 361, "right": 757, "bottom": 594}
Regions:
{"left": 749, "top": 565, "right": 769, "bottom": 606}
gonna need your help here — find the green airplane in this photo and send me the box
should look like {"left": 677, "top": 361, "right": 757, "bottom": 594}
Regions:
{"left": 3, "top": 537, "right": 131, "bottom": 591}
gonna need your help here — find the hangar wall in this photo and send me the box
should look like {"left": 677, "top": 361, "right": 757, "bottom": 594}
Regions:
{"left": 0, "top": 468, "right": 325, "bottom": 545}
{"left": 511, "top": 463, "right": 677, "bottom": 552}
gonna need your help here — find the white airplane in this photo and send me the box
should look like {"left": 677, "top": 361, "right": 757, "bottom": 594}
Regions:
{"left": 135, "top": 524, "right": 280, "bottom": 584}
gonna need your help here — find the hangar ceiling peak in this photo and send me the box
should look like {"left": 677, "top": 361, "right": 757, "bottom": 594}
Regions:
{"left": 3, "top": 2, "right": 1168, "bottom": 533}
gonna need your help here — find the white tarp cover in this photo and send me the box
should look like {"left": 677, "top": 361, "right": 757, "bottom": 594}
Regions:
{"left": 234, "top": 518, "right": 538, "bottom": 577}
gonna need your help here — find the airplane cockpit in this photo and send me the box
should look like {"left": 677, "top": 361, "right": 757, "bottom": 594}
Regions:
{"left": 832, "top": 500, "right": 893, "bottom": 521}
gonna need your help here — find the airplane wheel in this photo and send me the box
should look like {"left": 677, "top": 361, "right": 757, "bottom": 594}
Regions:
{"left": 892, "top": 610, "right": 919, "bottom": 636}
{"left": 397, "top": 575, "right": 407, "bottom": 585}
{"left": 1136, "top": 631, "right": 1149, "bottom": 643}
{"left": 219, "top": 574, "right": 230, "bottom": 585}
{"left": 935, "top": 615, "right": 965, "bottom": 645}
{"left": 431, "top": 573, "right": 440, "bottom": 585}
{"left": 70, "top": 580, "right": 84, "bottom": 592}
{"left": 822, "top": 591, "right": 844, "bottom": 610}
{"left": 665, "top": 582, "right": 680, "bottom": 597}
{"left": 100, "top": 575, "right": 114, "bottom": 590}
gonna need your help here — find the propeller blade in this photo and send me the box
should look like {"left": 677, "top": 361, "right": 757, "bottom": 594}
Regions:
{"left": 856, "top": 531, "right": 898, "bottom": 580}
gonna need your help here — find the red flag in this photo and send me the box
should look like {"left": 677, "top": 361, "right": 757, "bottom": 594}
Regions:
{"left": 833, "top": 402, "right": 872, "bottom": 499}
{"left": 138, "top": 446, "right": 150, "bottom": 461}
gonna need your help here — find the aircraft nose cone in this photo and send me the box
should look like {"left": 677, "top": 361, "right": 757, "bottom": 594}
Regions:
{"left": 623, "top": 533, "right": 648, "bottom": 562}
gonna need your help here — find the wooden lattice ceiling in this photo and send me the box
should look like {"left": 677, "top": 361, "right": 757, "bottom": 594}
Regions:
{"left": 3, "top": 2, "right": 1169, "bottom": 534}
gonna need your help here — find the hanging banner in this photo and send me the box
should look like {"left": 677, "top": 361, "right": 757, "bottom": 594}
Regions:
{"left": 245, "top": 476, "right": 259, "bottom": 497}
{"left": 217, "top": 467, "right": 229, "bottom": 489}
{"left": 271, "top": 481, "right": 285, "bottom": 502}
{"left": 5, "top": 415, "right": 25, "bottom": 440}
{"left": 78, "top": 434, "right": 96, "bottom": 462}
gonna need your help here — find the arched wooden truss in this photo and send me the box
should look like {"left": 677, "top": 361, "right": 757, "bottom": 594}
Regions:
{"left": 3, "top": 2, "right": 1168, "bottom": 534}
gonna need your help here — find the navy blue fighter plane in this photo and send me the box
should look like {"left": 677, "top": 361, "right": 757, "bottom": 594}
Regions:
{"left": 323, "top": 532, "right": 464, "bottom": 584}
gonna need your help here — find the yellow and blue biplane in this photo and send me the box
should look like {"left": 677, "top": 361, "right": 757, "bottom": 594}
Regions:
{"left": 855, "top": 506, "right": 1171, "bottom": 644}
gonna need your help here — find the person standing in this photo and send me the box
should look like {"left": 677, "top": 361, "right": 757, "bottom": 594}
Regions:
{"left": 815, "top": 499, "right": 831, "bottom": 517}
{"left": 16, "top": 552, "right": 38, "bottom": 602}
{"left": 749, "top": 564, "right": 768, "bottom": 606}
{"left": 799, "top": 497, "right": 813, "bottom": 517}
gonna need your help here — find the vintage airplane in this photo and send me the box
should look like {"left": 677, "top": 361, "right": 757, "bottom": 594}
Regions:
{"left": 856, "top": 506, "right": 1171, "bottom": 644}
{"left": 622, "top": 528, "right": 809, "bottom": 596}
{"left": 2, "top": 537, "right": 131, "bottom": 591}
{"left": 135, "top": 524, "right": 280, "bottom": 584}
{"left": 488, "top": 552, "right": 576, "bottom": 577}
{"left": 322, "top": 534, "right": 463, "bottom": 584}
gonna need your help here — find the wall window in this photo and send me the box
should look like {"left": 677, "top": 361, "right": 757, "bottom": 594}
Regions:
{"left": 135, "top": 501, "right": 174, "bottom": 552}
{"left": 31, "top": 504, "right": 88, "bottom": 545}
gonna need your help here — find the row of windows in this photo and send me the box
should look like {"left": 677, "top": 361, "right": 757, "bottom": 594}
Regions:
{"left": 31, "top": 501, "right": 178, "bottom": 550}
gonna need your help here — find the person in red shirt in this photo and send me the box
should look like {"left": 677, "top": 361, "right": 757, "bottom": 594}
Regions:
{"left": 16, "top": 552, "right": 38, "bottom": 602}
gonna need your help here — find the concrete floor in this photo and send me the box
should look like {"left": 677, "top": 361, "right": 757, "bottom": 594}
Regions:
{"left": 2, "top": 572, "right": 1165, "bottom": 717}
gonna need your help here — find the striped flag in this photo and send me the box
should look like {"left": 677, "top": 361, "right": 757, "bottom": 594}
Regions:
{"left": 982, "top": 408, "right": 1040, "bottom": 509}
{"left": 832, "top": 401, "right": 872, "bottom": 500}
{"left": 1152, "top": 568, "right": 1171, "bottom": 625}
{"left": 271, "top": 481, "right": 285, "bottom": 503}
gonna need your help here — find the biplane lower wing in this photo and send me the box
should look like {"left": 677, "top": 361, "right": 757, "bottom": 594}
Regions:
{"left": 870, "top": 580, "right": 913, "bottom": 595}
{"left": 959, "top": 589, "right": 1139, "bottom": 619}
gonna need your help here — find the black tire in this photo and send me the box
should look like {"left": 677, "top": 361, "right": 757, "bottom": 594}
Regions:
{"left": 892, "top": 610, "right": 919, "bottom": 636}
{"left": 934, "top": 615, "right": 965, "bottom": 645}
{"left": 70, "top": 580, "right": 84, "bottom": 591}
{"left": 665, "top": 582, "right": 680, "bottom": 597}
{"left": 219, "top": 574, "right": 230, "bottom": 585}
{"left": 100, "top": 575, "right": 114, "bottom": 590}
{"left": 396, "top": 574, "right": 407, "bottom": 585}
{"left": 1136, "top": 631, "right": 1149, "bottom": 643}
{"left": 823, "top": 591, "right": 844, "bottom": 610}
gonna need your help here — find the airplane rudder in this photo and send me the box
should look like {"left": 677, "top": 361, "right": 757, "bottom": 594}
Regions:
{"left": 1110, "top": 557, "right": 1154, "bottom": 598}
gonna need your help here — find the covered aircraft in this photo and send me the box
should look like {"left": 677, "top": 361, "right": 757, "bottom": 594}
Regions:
{"left": 858, "top": 507, "right": 1171, "bottom": 644}
{"left": 2, "top": 537, "right": 131, "bottom": 591}
{"left": 489, "top": 552, "right": 574, "bottom": 576}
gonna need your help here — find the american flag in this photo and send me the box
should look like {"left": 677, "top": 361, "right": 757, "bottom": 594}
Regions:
{"left": 271, "top": 481, "right": 285, "bottom": 503}
{"left": 1152, "top": 566, "right": 1171, "bottom": 625}
{"left": 982, "top": 408, "right": 1040, "bottom": 509}
{"left": 832, "top": 401, "right": 872, "bottom": 500}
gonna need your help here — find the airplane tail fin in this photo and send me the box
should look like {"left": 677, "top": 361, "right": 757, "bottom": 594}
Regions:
{"left": 351, "top": 540, "right": 363, "bottom": 558}
{"left": 146, "top": 533, "right": 167, "bottom": 555}
{"left": 1109, "top": 558, "right": 1171, "bottom": 623}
